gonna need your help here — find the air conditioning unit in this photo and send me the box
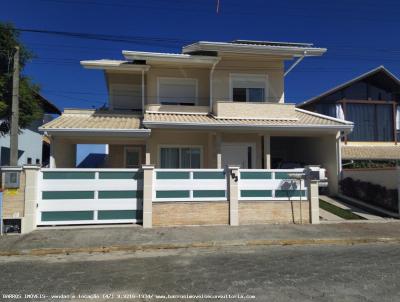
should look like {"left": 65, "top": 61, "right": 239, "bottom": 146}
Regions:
{"left": 4, "top": 171, "right": 20, "bottom": 189}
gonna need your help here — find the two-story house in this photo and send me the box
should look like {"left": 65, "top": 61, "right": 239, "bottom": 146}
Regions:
{"left": 297, "top": 66, "right": 400, "bottom": 164}
{"left": 40, "top": 40, "right": 353, "bottom": 194}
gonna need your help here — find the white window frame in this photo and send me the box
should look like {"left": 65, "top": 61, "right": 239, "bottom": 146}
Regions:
{"left": 124, "top": 146, "right": 142, "bottom": 168}
{"left": 158, "top": 144, "right": 203, "bottom": 168}
{"left": 157, "top": 77, "right": 198, "bottom": 105}
{"left": 109, "top": 83, "right": 142, "bottom": 110}
{"left": 229, "top": 73, "right": 269, "bottom": 103}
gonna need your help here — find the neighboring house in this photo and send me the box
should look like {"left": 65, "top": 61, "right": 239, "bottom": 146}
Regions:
{"left": 40, "top": 40, "right": 353, "bottom": 194}
{"left": 0, "top": 92, "right": 61, "bottom": 166}
{"left": 297, "top": 66, "right": 400, "bottom": 163}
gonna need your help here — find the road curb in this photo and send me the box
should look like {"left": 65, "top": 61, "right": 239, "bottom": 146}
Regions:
{"left": 0, "top": 237, "right": 399, "bottom": 256}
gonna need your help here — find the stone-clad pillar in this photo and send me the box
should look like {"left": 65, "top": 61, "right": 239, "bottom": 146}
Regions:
{"left": 228, "top": 165, "right": 240, "bottom": 226}
{"left": 142, "top": 165, "right": 154, "bottom": 228}
{"left": 307, "top": 179, "right": 320, "bottom": 224}
{"left": 22, "top": 165, "right": 40, "bottom": 233}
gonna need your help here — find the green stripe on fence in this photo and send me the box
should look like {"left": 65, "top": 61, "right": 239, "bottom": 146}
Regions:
{"left": 240, "top": 190, "right": 272, "bottom": 198}
{"left": 193, "top": 190, "right": 225, "bottom": 198}
{"left": 98, "top": 210, "right": 142, "bottom": 220}
{"left": 42, "top": 191, "right": 94, "bottom": 200}
{"left": 43, "top": 172, "right": 95, "bottom": 179}
{"left": 98, "top": 190, "right": 143, "bottom": 199}
{"left": 275, "top": 190, "right": 306, "bottom": 198}
{"left": 241, "top": 172, "right": 272, "bottom": 179}
{"left": 156, "top": 172, "right": 190, "bottom": 179}
{"left": 193, "top": 172, "right": 225, "bottom": 179}
{"left": 41, "top": 211, "right": 94, "bottom": 221}
{"left": 99, "top": 171, "right": 143, "bottom": 179}
{"left": 156, "top": 190, "right": 190, "bottom": 198}
{"left": 274, "top": 172, "right": 302, "bottom": 179}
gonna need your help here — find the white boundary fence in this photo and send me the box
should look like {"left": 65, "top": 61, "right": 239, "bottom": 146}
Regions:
{"left": 153, "top": 169, "right": 227, "bottom": 202}
{"left": 38, "top": 168, "right": 143, "bottom": 225}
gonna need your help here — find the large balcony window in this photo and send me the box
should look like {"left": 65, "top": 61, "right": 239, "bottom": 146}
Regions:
{"left": 230, "top": 74, "right": 267, "bottom": 102}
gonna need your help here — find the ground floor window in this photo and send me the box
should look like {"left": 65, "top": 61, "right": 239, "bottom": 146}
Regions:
{"left": 160, "top": 146, "right": 201, "bottom": 168}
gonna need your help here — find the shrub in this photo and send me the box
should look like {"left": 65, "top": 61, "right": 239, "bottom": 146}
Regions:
{"left": 339, "top": 177, "right": 398, "bottom": 212}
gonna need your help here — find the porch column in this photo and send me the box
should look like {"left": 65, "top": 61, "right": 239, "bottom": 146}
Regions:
{"left": 22, "top": 165, "right": 40, "bottom": 234}
{"left": 49, "top": 136, "right": 55, "bottom": 168}
{"left": 216, "top": 133, "right": 222, "bottom": 169}
{"left": 142, "top": 164, "right": 154, "bottom": 228}
{"left": 263, "top": 134, "right": 271, "bottom": 169}
{"left": 51, "top": 137, "right": 76, "bottom": 168}
{"left": 228, "top": 165, "right": 240, "bottom": 226}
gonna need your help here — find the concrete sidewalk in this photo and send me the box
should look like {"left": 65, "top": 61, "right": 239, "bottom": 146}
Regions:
{"left": 1, "top": 222, "right": 400, "bottom": 256}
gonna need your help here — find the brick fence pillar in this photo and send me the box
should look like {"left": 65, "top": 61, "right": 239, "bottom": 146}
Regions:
{"left": 228, "top": 166, "right": 240, "bottom": 226}
{"left": 142, "top": 165, "right": 154, "bottom": 228}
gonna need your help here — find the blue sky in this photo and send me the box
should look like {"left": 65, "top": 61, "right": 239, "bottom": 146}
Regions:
{"left": 2, "top": 0, "right": 400, "bottom": 163}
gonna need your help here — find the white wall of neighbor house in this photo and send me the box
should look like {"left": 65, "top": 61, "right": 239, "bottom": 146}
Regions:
{"left": 0, "top": 129, "right": 43, "bottom": 166}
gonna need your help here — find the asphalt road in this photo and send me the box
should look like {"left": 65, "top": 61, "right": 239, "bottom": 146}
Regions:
{"left": 0, "top": 243, "right": 399, "bottom": 302}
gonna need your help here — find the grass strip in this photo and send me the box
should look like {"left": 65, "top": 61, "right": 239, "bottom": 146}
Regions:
{"left": 319, "top": 199, "right": 366, "bottom": 220}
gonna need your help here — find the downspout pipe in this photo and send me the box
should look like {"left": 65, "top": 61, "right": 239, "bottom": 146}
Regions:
{"left": 209, "top": 59, "right": 221, "bottom": 112}
{"left": 284, "top": 51, "right": 307, "bottom": 77}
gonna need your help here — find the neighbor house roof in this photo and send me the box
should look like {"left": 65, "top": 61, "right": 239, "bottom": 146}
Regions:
{"left": 143, "top": 107, "right": 353, "bottom": 132}
{"left": 39, "top": 109, "right": 150, "bottom": 136}
{"left": 34, "top": 91, "right": 61, "bottom": 115}
{"left": 342, "top": 144, "right": 400, "bottom": 160}
{"left": 297, "top": 66, "right": 400, "bottom": 108}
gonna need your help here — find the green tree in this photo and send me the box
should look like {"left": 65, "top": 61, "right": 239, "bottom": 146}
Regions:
{"left": 0, "top": 22, "right": 43, "bottom": 135}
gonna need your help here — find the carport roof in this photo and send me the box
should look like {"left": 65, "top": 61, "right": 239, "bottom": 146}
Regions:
{"left": 143, "top": 108, "right": 353, "bottom": 131}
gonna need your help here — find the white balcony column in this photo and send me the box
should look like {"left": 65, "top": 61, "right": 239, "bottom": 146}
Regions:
{"left": 216, "top": 132, "right": 222, "bottom": 169}
{"left": 263, "top": 134, "right": 271, "bottom": 169}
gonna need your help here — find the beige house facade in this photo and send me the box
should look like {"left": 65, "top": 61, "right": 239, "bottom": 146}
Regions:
{"left": 40, "top": 40, "right": 353, "bottom": 195}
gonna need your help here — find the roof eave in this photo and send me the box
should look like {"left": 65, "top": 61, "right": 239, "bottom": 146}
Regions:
{"left": 122, "top": 50, "right": 220, "bottom": 64}
{"left": 182, "top": 41, "right": 327, "bottom": 57}
{"left": 142, "top": 121, "right": 353, "bottom": 133}
{"left": 80, "top": 60, "right": 151, "bottom": 71}
{"left": 39, "top": 128, "right": 151, "bottom": 137}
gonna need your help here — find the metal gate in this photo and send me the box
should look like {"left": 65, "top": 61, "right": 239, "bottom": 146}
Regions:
{"left": 37, "top": 169, "right": 143, "bottom": 226}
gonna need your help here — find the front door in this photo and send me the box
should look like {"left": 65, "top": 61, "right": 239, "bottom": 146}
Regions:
{"left": 221, "top": 143, "right": 255, "bottom": 168}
